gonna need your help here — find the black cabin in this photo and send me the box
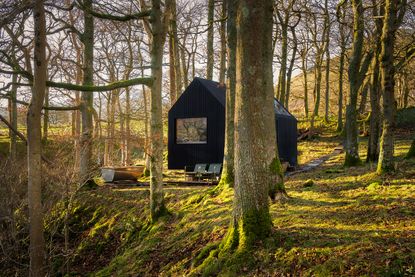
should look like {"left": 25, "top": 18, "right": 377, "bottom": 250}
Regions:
{"left": 168, "top": 77, "right": 297, "bottom": 170}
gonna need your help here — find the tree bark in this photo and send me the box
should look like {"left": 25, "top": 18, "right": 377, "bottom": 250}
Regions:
{"left": 219, "top": 0, "right": 227, "bottom": 84}
{"left": 336, "top": 43, "right": 345, "bottom": 132}
{"left": 344, "top": 0, "right": 364, "bottom": 166}
{"left": 27, "top": 0, "right": 47, "bottom": 275}
{"left": 324, "top": 0, "right": 330, "bottom": 123}
{"left": 206, "top": 0, "right": 214, "bottom": 80}
{"left": 277, "top": 22, "right": 288, "bottom": 105}
{"left": 300, "top": 48, "right": 309, "bottom": 118}
{"left": 149, "top": 0, "right": 169, "bottom": 221}
{"left": 219, "top": 0, "right": 235, "bottom": 188}
{"left": 222, "top": 0, "right": 282, "bottom": 251}
{"left": 377, "top": 0, "right": 406, "bottom": 173}
{"left": 8, "top": 74, "right": 18, "bottom": 159}
{"left": 79, "top": 0, "right": 95, "bottom": 182}
{"left": 285, "top": 26, "right": 297, "bottom": 110}
{"left": 42, "top": 83, "right": 49, "bottom": 141}
{"left": 168, "top": 0, "right": 182, "bottom": 104}
{"left": 406, "top": 138, "right": 415, "bottom": 159}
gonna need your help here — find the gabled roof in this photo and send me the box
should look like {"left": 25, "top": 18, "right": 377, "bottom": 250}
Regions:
{"left": 191, "top": 77, "right": 295, "bottom": 119}
{"left": 194, "top": 77, "right": 226, "bottom": 106}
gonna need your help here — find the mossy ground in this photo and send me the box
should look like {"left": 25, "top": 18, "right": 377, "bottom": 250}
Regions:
{"left": 2, "top": 125, "right": 414, "bottom": 276}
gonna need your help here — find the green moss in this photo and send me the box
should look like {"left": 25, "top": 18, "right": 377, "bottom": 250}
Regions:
{"left": 220, "top": 224, "right": 239, "bottom": 253}
{"left": 269, "top": 157, "right": 286, "bottom": 199}
{"left": 218, "top": 170, "right": 234, "bottom": 188}
{"left": 143, "top": 168, "right": 150, "bottom": 177}
{"left": 238, "top": 208, "right": 272, "bottom": 249}
{"left": 192, "top": 242, "right": 219, "bottom": 268}
{"left": 344, "top": 153, "right": 362, "bottom": 167}
{"left": 366, "top": 182, "right": 381, "bottom": 191}
{"left": 303, "top": 179, "right": 314, "bottom": 188}
{"left": 269, "top": 157, "right": 282, "bottom": 175}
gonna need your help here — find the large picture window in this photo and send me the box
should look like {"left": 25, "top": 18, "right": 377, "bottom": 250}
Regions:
{"left": 176, "top": 117, "right": 207, "bottom": 144}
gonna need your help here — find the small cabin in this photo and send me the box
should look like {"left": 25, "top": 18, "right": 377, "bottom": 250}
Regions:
{"left": 168, "top": 77, "right": 297, "bottom": 170}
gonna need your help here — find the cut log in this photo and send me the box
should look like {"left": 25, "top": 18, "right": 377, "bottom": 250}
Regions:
{"left": 101, "top": 166, "right": 144, "bottom": 182}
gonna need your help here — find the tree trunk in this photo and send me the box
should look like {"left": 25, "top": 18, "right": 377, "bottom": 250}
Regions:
{"left": 42, "top": 84, "right": 49, "bottom": 141}
{"left": 300, "top": 50, "right": 309, "bottom": 118}
{"left": 358, "top": 79, "right": 370, "bottom": 114}
{"left": 344, "top": 0, "right": 364, "bottom": 166}
{"left": 406, "top": 138, "right": 415, "bottom": 159}
{"left": 79, "top": 0, "right": 95, "bottom": 182}
{"left": 169, "top": 34, "right": 177, "bottom": 104}
{"left": 206, "top": 0, "right": 214, "bottom": 80}
{"left": 8, "top": 74, "right": 18, "bottom": 160}
{"left": 219, "top": 0, "right": 235, "bottom": 188}
{"left": 285, "top": 27, "right": 297, "bottom": 110}
{"left": 336, "top": 46, "right": 345, "bottom": 132}
{"left": 125, "top": 87, "right": 131, "bottom": 165}
{"left": 143, "top": 85, "right": 151, "bottom": 175}
{"left": 222, "top": 0, "right": 282, "bottom": 251}
{"left": 367, "top": 0, "right": 384, "bottom": 162}
{"left": 27, "top": 1, "right": 47, "bottom": 274}
{"left": 278, "top": 23, "right": 288, "bottom": 105}
{"left": 310, "top": 55, "right": 322, "bottom": 129}
{"left": 219, "top": 0, "right": 227, "bottom": 84}
{"left": 324, "top": 0, "right": 330, "bottom": 123}
{"left": 149, "top": 0, "right": 169, "bottom": 221}
{"left": 377, "top": 0, "right": 405, "bottom": 173}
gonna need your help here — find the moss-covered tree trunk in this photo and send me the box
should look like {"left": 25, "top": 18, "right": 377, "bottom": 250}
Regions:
{"left": 223, "top": 0, "right": 282, "bottom": 250}
{"left": 367, "top": 0, "right": 384, "bottom": 162}
{"left": 377, "top": 0, "right": 406, "bottom": 173}
{"left": 219, "top": 0, "right": 236, "bottom": 188}
{"left": 406, "top": 138, "right": 415, "bottom": 159}
{"left": 344, "top": 0, "right": 364, "bottom": 166}
{"left": 149, "top": 0, "right": 169, "bottom": 221}
{"left": 27, "top": 0, "right": 47, "bottom": 274}
{"left": 206, "top": 0, "right": 214, "bottom": 80}
{"left": 79, "top": 0, "right": 95, "bottom": 182}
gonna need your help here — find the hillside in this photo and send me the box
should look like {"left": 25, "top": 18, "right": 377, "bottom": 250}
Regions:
{"left": 2, "top": 128, "right": 413, "bottom": 276}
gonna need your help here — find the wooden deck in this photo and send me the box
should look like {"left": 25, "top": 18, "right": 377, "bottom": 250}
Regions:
{"left": 105, "top": 179, "right": 218, "bottom": 188}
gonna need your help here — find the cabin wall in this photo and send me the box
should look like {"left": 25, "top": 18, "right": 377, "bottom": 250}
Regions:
{"left": 168, "top": 80, "right": 225, "bottom": 169}
{"left": 276, "top": 115, "right": 298, "bottom": 166}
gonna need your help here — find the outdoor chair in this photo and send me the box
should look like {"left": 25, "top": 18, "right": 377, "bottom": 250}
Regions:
{"left": 202, "top": 163, "right": 222, "bottom": 181}
{"left": 184, "top": 163, "right": 207, "bottom": 181}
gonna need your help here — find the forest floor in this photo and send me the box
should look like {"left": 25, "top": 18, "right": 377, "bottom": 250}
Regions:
{"left": 1, "top": 125, "right": 414, "bottom": 276}
{"left": 41, "top": 128, "right": 415, "bottom": 277}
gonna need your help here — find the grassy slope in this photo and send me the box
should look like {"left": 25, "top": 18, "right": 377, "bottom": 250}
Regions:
{"left": 47, "top": 130, "right": 415, "bottom": 277}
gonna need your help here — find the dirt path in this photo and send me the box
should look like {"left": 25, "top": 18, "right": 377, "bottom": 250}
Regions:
{"left": 286, "top": 145, "right": 343, "bottom": 177}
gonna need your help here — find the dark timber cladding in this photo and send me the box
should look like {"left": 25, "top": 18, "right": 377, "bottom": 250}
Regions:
{"left": 168, "top": 77, "right": 298, "bottom": 169}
